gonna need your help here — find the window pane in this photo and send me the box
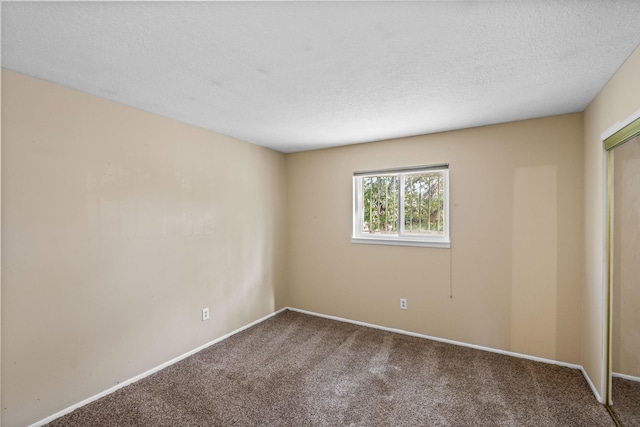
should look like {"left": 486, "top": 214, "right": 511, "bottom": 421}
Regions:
{"left": 403, "top": 172, "right": 445, "bottom": 235}
{"left": 362, "top": 175, "right": 398, "bottom": 234}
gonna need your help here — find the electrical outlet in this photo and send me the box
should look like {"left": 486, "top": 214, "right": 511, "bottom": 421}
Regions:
{"left": 400, "top": 298, "right": 407, "bottom": 310}
{"left": 202, "top": 307, "right": 210, "bottom": 321}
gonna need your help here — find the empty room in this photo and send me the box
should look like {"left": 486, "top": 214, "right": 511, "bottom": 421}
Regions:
{"left": 2, "top": 2, "right": 640, "bottom": 426}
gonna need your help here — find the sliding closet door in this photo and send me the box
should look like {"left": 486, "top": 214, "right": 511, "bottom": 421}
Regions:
{"left": 610, "top": 134, "right": 640, "bottom": 426}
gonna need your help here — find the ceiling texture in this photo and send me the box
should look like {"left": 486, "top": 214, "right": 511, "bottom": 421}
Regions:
{"left": 3, "top": 1, "right": 640, "bottom": 153}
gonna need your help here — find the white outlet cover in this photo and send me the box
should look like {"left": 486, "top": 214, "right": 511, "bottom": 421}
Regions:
{"left": 202, "top": 308, "right": 210, "bottom": 321}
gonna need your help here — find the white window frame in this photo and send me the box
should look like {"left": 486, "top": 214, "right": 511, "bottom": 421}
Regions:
{"left": 352, "top": 165, "right": 450, "bottom": 248}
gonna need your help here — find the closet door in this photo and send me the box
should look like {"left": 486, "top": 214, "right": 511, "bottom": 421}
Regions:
{"left": 608, "top": 133, "right": 640, "bottom": 426}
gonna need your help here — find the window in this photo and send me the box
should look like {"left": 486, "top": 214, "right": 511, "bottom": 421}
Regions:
{"left": 352, "top": 165, "right": 450, "bottom": 248}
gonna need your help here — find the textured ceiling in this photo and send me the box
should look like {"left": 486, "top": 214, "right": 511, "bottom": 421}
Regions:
{"left": 3, "top": 1, "right": 640, "bottom": 153}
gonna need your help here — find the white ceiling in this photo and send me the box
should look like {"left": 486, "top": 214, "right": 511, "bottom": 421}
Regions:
{"left": 3, "top": 1, "right": 640, "bottom": 153}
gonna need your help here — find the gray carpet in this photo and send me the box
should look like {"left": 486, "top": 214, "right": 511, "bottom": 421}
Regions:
{"left": 612, "top": 376, "right": 640, "bottom": 426}
{"left": 47, "top": 310, "right": 613, "bottom": 426}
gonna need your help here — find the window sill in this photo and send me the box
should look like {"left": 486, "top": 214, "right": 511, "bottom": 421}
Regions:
{"left": 351, "top": 236, "right": 451, "bottom": 249}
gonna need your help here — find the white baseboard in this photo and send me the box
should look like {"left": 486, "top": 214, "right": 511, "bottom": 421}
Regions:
{"left": 581, "top": 367, "right": 604, "bottom": 403}
{"left": 31, "top": 305, "right": 604, "bottom": 426}
{"left": 287, "top": 307, "right": 583, "bottom": 371}
{"left": 29, "top": 307, "right": 287, "bottom": 427}
{"left": 612, "top": 372, "right": 640, "bottom": 383}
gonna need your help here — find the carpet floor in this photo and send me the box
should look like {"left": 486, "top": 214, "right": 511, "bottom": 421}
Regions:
{"left": 47, "top": 310, "right": 614, "bottom": 426}
{"left": 611, "top": 376, "right": 640, "bottom": 426}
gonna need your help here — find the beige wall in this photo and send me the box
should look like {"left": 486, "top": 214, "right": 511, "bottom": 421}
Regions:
{"left": 583, "top": 45, "right": 640, "bottom": 400}
{"left": 1, "top": 70, "right": 287, "bottom": 427}
{"left": 612, "top": 136, "right": 640, "bottom": 378}
{"left": 287, "top": 114, "right": 584, "bottom": 364}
